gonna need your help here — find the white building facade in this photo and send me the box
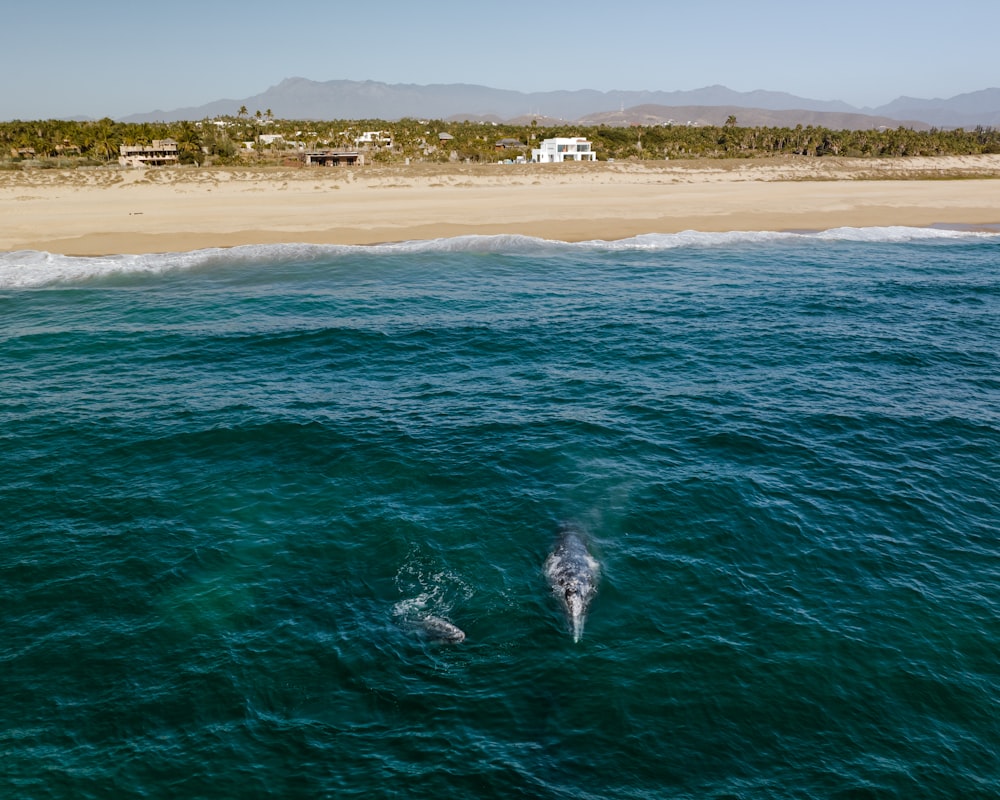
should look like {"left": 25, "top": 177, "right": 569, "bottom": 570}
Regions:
{"left": 531, "top": 137, "right": 596, "bottom": 163}
{"left": 354, "top": 131, "right": 392, "bottom": 147}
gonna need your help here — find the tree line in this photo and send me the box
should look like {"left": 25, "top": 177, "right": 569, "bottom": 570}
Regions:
{"left": 3, "top": 115, "right": 999, "bottom": 167}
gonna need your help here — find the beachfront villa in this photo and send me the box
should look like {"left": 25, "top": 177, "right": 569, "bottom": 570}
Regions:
{"left": 531, "top": 137, "right": 596, "bottom": 163}
{"left": 302, "top": 148, "right": 363, "bottom": 167}
{"left": 118, "top": 139, "right": 179, "bottom": 167}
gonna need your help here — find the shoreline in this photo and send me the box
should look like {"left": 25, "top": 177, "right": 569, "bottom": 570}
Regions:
{"left": 3, "top": 156, "right": 1000, "bottom": 256}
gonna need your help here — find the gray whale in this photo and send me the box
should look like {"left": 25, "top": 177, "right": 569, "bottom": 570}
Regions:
{"left": 407, "top": 614, "right": 466, "bottom": 644}
{"left": 544, "top": 524, "right": 600, "bottom": 642}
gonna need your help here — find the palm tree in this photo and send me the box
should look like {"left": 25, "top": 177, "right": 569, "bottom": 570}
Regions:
{"left": 175, "top": 121, "right": 203, "bottom": 165}
{"left": 92, "top": 118, "right": 119, "bottom": 162}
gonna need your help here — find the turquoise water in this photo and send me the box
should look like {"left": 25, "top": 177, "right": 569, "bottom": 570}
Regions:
{"left": 2, "top": 229, "right": 998, "bottom": 799}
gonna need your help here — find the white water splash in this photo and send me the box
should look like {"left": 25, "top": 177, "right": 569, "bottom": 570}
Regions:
{"left": 3, "top": 227, "right": 994, "bottom": 288}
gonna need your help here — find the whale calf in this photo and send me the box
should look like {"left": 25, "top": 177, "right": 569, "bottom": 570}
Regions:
{"left": 407, "top": 614, "right": 466, "bottom": 644}
{"left": 544, "top": 524, "right": 600, "bottom": 642}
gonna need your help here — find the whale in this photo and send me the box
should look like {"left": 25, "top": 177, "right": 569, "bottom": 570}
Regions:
{"left": 407, "top": 614, "right": 466, "bottom": 644}
{"left": 544, "top": 524, "right": 600, "bottom": 642}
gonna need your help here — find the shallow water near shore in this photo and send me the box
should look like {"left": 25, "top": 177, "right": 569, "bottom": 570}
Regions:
{"left": 2, "top": 229, "right": 998, "bottom": 798}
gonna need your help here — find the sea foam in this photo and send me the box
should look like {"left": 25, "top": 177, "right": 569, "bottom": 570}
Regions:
{"left": 1, "top": 227, "right": 995, "bottom": 289}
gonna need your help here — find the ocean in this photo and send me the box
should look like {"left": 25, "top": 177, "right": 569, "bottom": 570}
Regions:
{"left": 2, "top": 229, "right": 998, "bottom": 799}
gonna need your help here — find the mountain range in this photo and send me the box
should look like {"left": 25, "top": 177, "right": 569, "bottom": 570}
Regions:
{"left": 122, "top": 78, "right": 1000, "bottom": 130}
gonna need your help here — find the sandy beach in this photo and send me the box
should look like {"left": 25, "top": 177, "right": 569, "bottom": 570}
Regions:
{"left": 2, "top": 155, "right": 999, "bottom": 255}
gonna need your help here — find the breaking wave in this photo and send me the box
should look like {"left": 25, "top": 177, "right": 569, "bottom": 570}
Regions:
{"left": 2, "top": 226, "right": 996, "bottom": 288}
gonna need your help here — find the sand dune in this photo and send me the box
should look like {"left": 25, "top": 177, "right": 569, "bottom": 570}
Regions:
{"left": 2, "top": 156, "right": 999, "bottom": 255}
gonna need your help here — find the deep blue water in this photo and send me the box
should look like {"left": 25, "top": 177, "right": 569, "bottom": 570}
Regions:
{"left": 2, "top": 229, "right": 998, "bottom": 799}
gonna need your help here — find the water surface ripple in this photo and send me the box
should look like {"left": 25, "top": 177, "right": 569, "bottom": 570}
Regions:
{"left": 2, "top": 231, "right": 998, "bottom": 798}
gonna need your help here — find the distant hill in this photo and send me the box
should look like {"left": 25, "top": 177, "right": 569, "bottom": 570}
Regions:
{"left": 578, "top": 105, "right": 929, "bottom": 131}
{"left": 121, "top": 78, "right": 1000, "bottom": 129}
{"left": 868, "top": 89, "right": 1000, "bottom": 128}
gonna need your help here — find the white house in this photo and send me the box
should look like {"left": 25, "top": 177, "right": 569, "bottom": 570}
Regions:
{"left": 531, "top": 137, "right": 596, "bottom": 163}
{"left": 354, "top": 131, "right": 392, "bottom": 147}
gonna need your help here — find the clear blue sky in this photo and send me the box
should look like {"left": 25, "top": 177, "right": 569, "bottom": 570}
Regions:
{"left": 3, "top": 0, "right": 997, "bottom": 120}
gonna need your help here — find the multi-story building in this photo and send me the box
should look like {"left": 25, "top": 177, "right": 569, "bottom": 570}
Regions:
{"left": 531, "top": 137, "right": 596, "bottom": 163}
{"left": 118, "top": 139, "right": 179, "bottom": 167}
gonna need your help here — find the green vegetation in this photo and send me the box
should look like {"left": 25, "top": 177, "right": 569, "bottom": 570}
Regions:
{"left": 2, "top": 115, "right": 998, "bottom": 169}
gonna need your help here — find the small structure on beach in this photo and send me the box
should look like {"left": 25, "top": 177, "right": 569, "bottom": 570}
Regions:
{"left": 302, "top": 148, "right": 363, "bottom": 167}
{"left": 531, "top": 137, "right": 596, "bottom": 163}
{"left": 119, "top": 139, "right": 179, "bottom": 167}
